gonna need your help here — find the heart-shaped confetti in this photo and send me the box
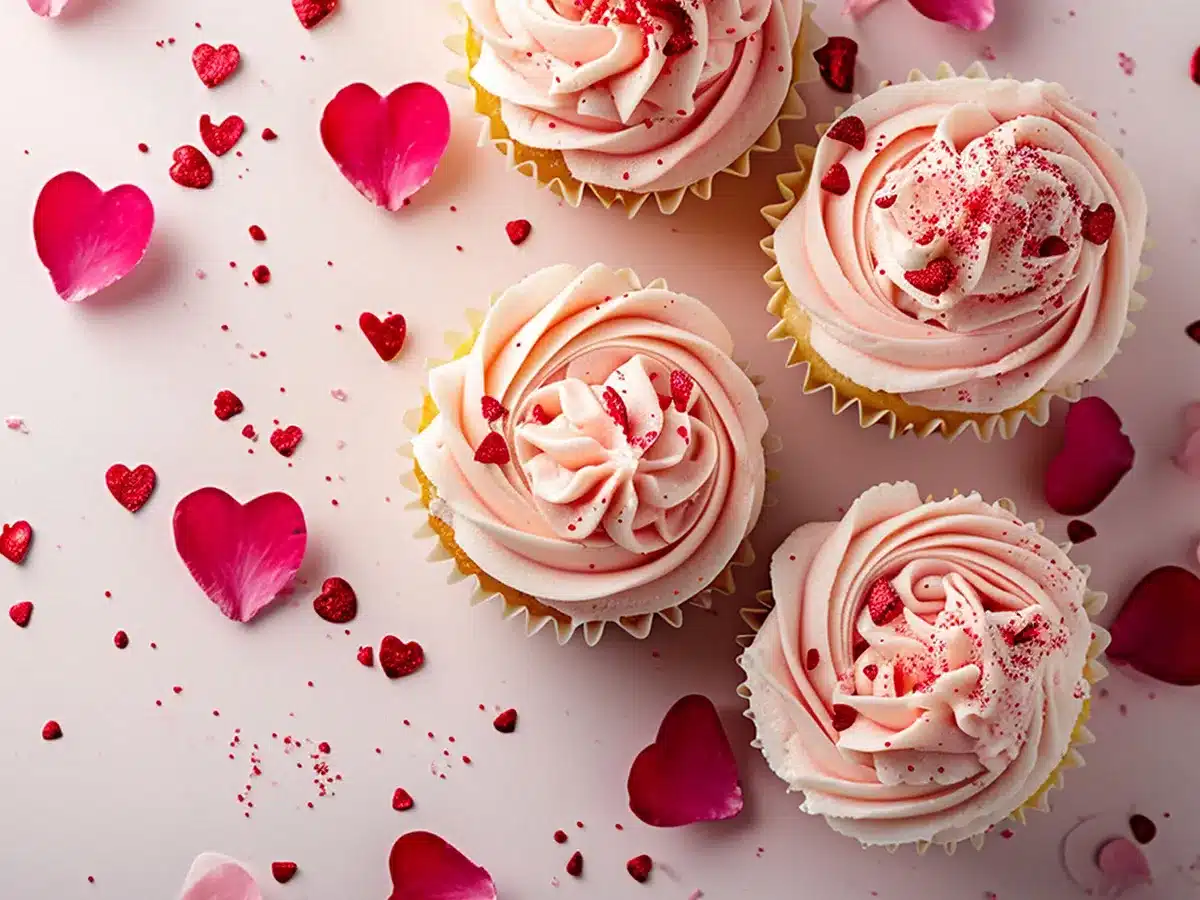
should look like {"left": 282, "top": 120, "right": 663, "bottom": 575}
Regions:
{"left": 179, "top": 854, "right": 262, "bottom": 900}
{"left": 505, "top": 219, "right": 531, "bottom": 245}
{"left": 199, "top": 114, "right": 245, "bottom": 157}
{"left": 9, "top": 601, "right": 33, "bottom": 628}
{"left": 271, "top": 862, "right": 298, "bottom": 884}
{"left": 270, "top": 426, "right": 303, "bottom": 458}
{"left": 192, "top": 43, "right": 240, "bottom": 88}
{"left": 819, "top": 162, "right": 851, "bottom": 196}
{"left": 359, "top": 312, "right": 407, "bottom": 361}
{"left": 627, "top": 695, "right": 743, "bottom": 827}
{"left": 213, "top": 390, "right": 244, "bottom": 421}
{"left": 493, "top": 709, "right": 517, "bottom": 733}
{"left": 393, "top": 788, "right": 414, "bottom": 811}
{"left": 380, "top": 636, "right": 424, "bottom": 678}
{"left": 1, "top": 521, "right": 33, "bottom": 564}
{"left": 27, "top": 0, "right": 70, "bottom": 16}
{"left": 105, "top": 464, "right": 157, "bottom": 513}
{"left": 387, "top": 832, "right": 496, "bottom": 900}
{"left": 826, "top": 115, "right": 866, "bottom": 151}
{"left": 33, "top": 172, "right": 155, "bottom": 303}
{"left": 320, "top": 83, "right": 451, "bottom": 211}
{"left": 170, "top": 146, "right": 214, "bottom": 189}
{"left": 313, "top": 577, "right": 357, "bottom": 624}
{"left": 1107, "top": 566, "right": 1200, "bottom": 686}
{"left": 293, "top": 0, "right": 337, "bottom": 28}
{"left": 173, "top": 488, "right": 307, "bottom": 623}
{"left": 1045, "top": 397, "right": 1135, "bottom": 515}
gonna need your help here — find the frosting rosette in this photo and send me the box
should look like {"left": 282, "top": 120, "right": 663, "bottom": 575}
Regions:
{"left": 462, "top": 0, "right": 806, "bottom": 194}
{"left": 412, "top": 263, "right": 768, "bottom": 630}
{"left": 773, "top": 73, "right": 1147, "bottom": 416}
{"left": 739, "top": 482, "right": 1106, "bottom": 847}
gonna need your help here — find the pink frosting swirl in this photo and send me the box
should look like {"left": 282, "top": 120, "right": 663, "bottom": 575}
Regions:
{"left": 775, "top": 77, "right": 1147, "bottom": 413}
{"left": 412, "top": 263, "right": 767, "bottom": 623}
{"left": 463, "top": 0, "right": 805, "bottom": 192}
{"left": 740, "top": 482, "right": 1101, "bottom": 846}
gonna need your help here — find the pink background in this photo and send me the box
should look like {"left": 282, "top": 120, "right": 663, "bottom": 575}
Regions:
{"left": 1, "top": 0, "right": 1197, "bottom": 897}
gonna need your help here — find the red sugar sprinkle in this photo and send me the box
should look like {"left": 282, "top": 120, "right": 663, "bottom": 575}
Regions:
{"left": 554, "top": 830, "right": 568, "bottom": 844}
{"left": 318, "top": 741, "right": 331, "bottom": 754}
{"left": 356, "top": 645, "right": 374, "bottom": 667}
{"left": 1081, "top": 203, "right": 1116, "bottom": 244}
{"left": 505, "top": 219, "right": 532, "bottom": 246}
{"left": 669, "top": 369, "right": 694, "bottom": 413}
{"left": 252, "top": 265, "right": 271, "bottom": 285}
{"left": 805, "top": 648, "right": 820, "bottom": 670}
{"left": 866, "top": 578, "right": 903, "bottom": 625}
{"left": 566, "top": 851, "right": 583, "bottom": 877}
{"left": 862, "top": 664, "right": 878, "bottom": 681}
{"left": 493, "top": 708, "right": 518, "bottom": 733}
{"left": 813, "top": 36, "right": 857, "bottom": 93}
{"left": 903, "top": 258, "right": 956, "bottom": 296}
{"left": 874, "top": 194, "right": 897, "bottom": 209}
{"left": 626, "top": 854, "right": 653, "bottom": 883}
{"left": 1, "top": 521, "right": 33, "bottom": 565}
{"left": 138, "top": 142, "right": 149, "bottom": 153}
{"left": 270, "top": 862, "right": 298, "bottom": 884}
{"left": 819, "top": 162, "right": 851, "bottom": 196}
{"left": 826, "top": 115, "right": 866, "bottom": 151}
{"left": 602, "top": 386, "right": 630, "bottom": 436}
{"left": 270, "top": 426, "right": 303, "bottom": 458}
{"left": 313, "top": 577, "right": 357, "bottom": 624}
{"left": 1000, "top": 829, "right": 1014, "bottom": 840}
{"left": 113, "top": 630, "right": 129, "bottom": 649}
{"left": 8, "top": 601, "right": 32, "bottom": 628}
{"left": 392, "top": 788, "right": 414, "bottom": 811}
{"left": 379, "top": 635, "right": 424, "bottom": 678}
{"left": 830, "top": 704, "right": 858, "bottom": 732}
{"left": 480, "top": 395, "right": 508, "bottom": 423}
{"left": 473, "top": 432, "right": 510, "bottom": 465}
{"left": 249, "top": 225, "right": 267, "bottom": 242}
{"left": 213, "top": 390, "right": 244, "bottom": 421}
{"left": 42, "top": 720, "right": 62, "bottom": 741}
{"left": 262, "top": 128, "right": 278, "bottom": 141}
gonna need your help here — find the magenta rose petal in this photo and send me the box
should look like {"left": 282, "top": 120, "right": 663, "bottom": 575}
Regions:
{"left": 388, "top": 832, "right": 497, "bottom": 900}
{"left": 1172, "top": 403, "right": 1200, "bottom": 478}
{"left": 320, "top": 82, "right": 451, "bottom": 211}
{"left": 1107, "top": 566, "right": 1200, "bottom": 686}
{"left": 33, "top": 172, "right": 155, "bottom": 303}
{"left": 1044, "top": 397, "right": 1135, "bottom": 515}
{"left": 627, "top": 694, "right": 743, "bottom": 828}
{"left": 178, "top": 853, "right": 262, "bottom": 900}
{"left": 173, "top": 488, "right": 307, "bottom": 623}
{"left": 27, "top": 0, "right": 69, "bottom": 15}
{"left": 907, "top": 0, "right": 995, "bottom": 30}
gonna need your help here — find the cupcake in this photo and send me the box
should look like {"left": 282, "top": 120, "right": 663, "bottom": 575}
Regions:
{"left": 452, "top": 0, "right": 815, "bottom": 216}
{"left": 738, "top": 482, "right": 1109, "bottom": 849}
{"left": 409, "top": 263, "right": 769, "bottom": 645}
{"left": 762, "top": 64, "right": 1149, "bottom": 439}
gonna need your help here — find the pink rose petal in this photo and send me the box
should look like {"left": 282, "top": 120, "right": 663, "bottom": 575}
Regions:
{"left": 179, "top": 853, "right": 262, "bottom": 900}
{"left": 908, "top": 0, "right": 995, "bottom": 30}
{"left": 173, "top": 488, "right": 307, "bottom": 623}
{"left": 1062, "top": 815, "right": 1152, "bottom": 897}
{"left": 1097, "top": 839, "right": 1154, "bottom": 894}
{"left": 320, "top": 82, "right": 451, "bottom": 211}
{"left": 27, "top": 0, "right": 69, "bottom": 16}
{"left": 1045, "top": 397, "right": 1135, "bottom": 516}
{"left": 627, "top": 694, "right": 744, "bottom": 827}
{"left": 1107, "top": 566, "right": 1200, "bottom": 686}
{"left": 388, "top": 832, "right": 497, "bottom": 900}
{"left": 33, "top": 172, "right": 155, "bottom": 303}
{"left": 844, "top": 0, "right": 888, "bottom": 16}
{"left": 1173, "top": 403, "right": 1200, "bottom": 478}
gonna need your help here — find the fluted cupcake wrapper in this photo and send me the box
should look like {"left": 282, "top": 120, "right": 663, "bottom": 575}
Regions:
{"left": 734, "top": 496, "right": 1111, "bottom": 853}
{"left": 399, "top": 270, "right": 782, "bottom": 647}
{"left": 760, "top": 61, "right": 1152, "bottom": 441}
{"left": 444, "top": 2, "right": 820, "bottom": 218}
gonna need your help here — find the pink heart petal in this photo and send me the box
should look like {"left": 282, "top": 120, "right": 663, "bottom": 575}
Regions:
{"left": 1045, "top": 397, "right": 1135, "bottom": 516}
{"left": 627, "top": 694, "right": 744, "bottom": 828}
{"left": 1062, "top": 815, "right": 1152, "bottom": 897}
{"left": 907, "top": 0, "right": 995, "bottom": 29}
{"left": 173, "top": 488, "right": 307, "bottom": 623}
{"left": 1107, "top": 566, "right": 1200, "bottom": 686}
{"left": 320, "top": 82, "right": 451, "bottom": 211}
{"left": 179, "top": 853, "right": 262, "bottom": 900}
{"left": 27, "top": 0, "right": 70, "bottom": 16}
{"left": 388, "top": 832, "right": 497, "bottom": 900}
{"left": 1173, "top": 403, "right": 1200, "bottom": 478}
{"left": 1097, "top": 838, "right": 1154, "bottom": 894}
{"left": 33, "top": 172, "right": 155, "bottom": 303}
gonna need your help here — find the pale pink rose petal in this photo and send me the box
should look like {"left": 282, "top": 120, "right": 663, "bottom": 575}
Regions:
{"left": 1062, "top": 816, "right": 1153, "bottom": 897}
{"left": 627, "top": 694, "right": 744, "bottom": 827}
{"left": 320, "top": 82, "right": 451, "bottom": 211}
{"left": 388, "top": 832, "right": 497, "bottom": 900}
{"left": 178, "top": 853, "right": 262, "bottom": 900}
{"left": 1107, "top": 566, "right": 1200, "bottom": 687}
{"left": 1173, "top": 403, "right": 1200, "bottom": 477}
{"left": 33, "top": 172, "right": 155, "bottom": 303}
{"left": 173, "top": 488, "right": 307, "bottom": 623}
{"left": 27, "top": 0, "right": 70, "bottom": 16}
{"left": 844, "top": 0, "right": 889, "bottom": 16}
{"left": 1097, "top": 839, "right": 1154, "bottom": 894}
{"left": 908, "top": 0, "right": 995, "bottom": 30}
{"left": 1044, "top": 397, "right": 1135, "bottom": 516}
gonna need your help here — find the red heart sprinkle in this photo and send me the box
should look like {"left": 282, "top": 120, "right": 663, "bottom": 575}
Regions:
{"left": 270, "top": 426, "right": 303, "bottom": 458}
{"left": 392, "top": 787, "right": 414, "bottom": 811}
{"left": 626, "top": 855, "right": 653, "bottom": 883}
{"left": 866, "top": 578, "right": 903, "bottom": 625}
{"left": 602, "top": 386, "right": 630, "bottom": 435}
{"left": 292, "top": 0, "right": 338, "bottom": 29}
{"left": 473, "top": 432, "right": 510, "bottom": 465}
{"left": 505, "top": 219, "right": 532, "bottom": 245}
{"left": 669, "top": 369, "right": 694, "bottom": 413}
{"left": 1081, "top": 203, "right": 1116, "bottom": 244}
{"left": 566, "top": 852, "right": 583, "bottom": 878}
{"left": 105, "top": 464, "right": 157, "bottom": 513}
{"left": 862, "top": 663, "right": 878, "bottom": 680}
{"left": 42, "top": 720, "right": 62, "bottom": 741}
{"left": 874, "top": 193, "right": 897, "bottom": 209}
{"left": 271, "top": 862, "right": 298, "bottom": 884}
{"left": 1192, "top": 47, "right": 1200, "bottom": 85}
{"left": 359, "top": 312, "right": 407, "bottom": 361}
{"left": 379, "top": 635, "right": 424, "bottom": 678}
{"left": 480, "top": 396, "right": 507, "bottom": 423}
{"left": 318, "top": 741, "right": 331, "bottom": 754}
{"left": 213, "top": 390, "right": 244, "bottom": 421}
{"left": 1037, "top": 235, "right": 1070, "bottom": 257}
{"left": 252, "top": 265, "right": 271, "bottom": 285}
{"left": 262, "top": 128, "right": 279, "bottom": 141}
{"left": 529, "top": 404, "right": 552, "bottom": 425}
{"left": 1, "top": 521, "right": 33, "bottom": 564}
{"left": 826, "top": 115, "right": 866, "bottom": 151}
{"left": 192, "top": 43, "right": 240, "bottom": 88}
{"left": 805, "top": 648, "right": 820, "bottom": 670}
{"left": 819, "top": 162, "right": 851, "bottom": 195}
{"left": 199, "top": 114, "right": 245, "bottom": 157}
{"left": 169, "top": 145, "right": 214, "bottom": 189}
{"left": 313, "top": 576, "right": 357, "bottom": 624}
{"left": 113, "top": 630, "right": 129, "bottom": 649}
{"left": 1187, "top": 321, "right": 1200, "bottom": 344}
{"left": 813, "top": 36, "right": 857, "bottom": 93}
{"left": 357, "top": 645, "right": 374, "bottom": 667}
{"left": 554, "top": 830, "right": 568, "bottom": 844}
{"left": 904, "top": 257, "right": 957, "bottom": 296}
{"left": 493, "top": 708, "right": 518, "bottom": 733}
{"left": 830, "top": 704, "right": 858, "bottom": 731}
{"left": 1067, "top": 520, "right": 1097, "bottom": 544}
{"left": 249, "top": 225, "right": 267, "bottom": 242}
{"left": 9, "top": 601, "right": 32, "bottom": 628}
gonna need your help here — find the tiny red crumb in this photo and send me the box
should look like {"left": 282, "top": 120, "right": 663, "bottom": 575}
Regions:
{"left": 271, "top": 862, "right": 298, "bottom": 884}
{"left": 554, "top": 830, "right": 568, "bottom": 844}
{"left": 392, "top": 788, "right": 414, "bottom": 811}
{"left": 113, "top": 630, "right": 129, "bottom": 649}
{"left": 249, "top": 225, "right": 267, "bottom": 242}
{"left": 493, "top": 708, "right": 518, "bottom": 733}
{"left": 262, "top": 128, "right": 278, "bottom": 141}
{"left": 626, "top": 854, "right": 653, "bottom": 883}
{"left": 318, "top": 741, "right": 331, "bottom": 754}
{"left": 1000, "top": 829, "right": 1014, "bottom": 839}
{"left": 42, "top": 720, "right": 62, "bottom": 741}
{"left": 252, "top": 265, "right": 271, "bottom": 284}
{"left": 566, "top": 851, "right": 583, "bottom": 877}
{"left": 8, "top": 601, "right": 33, "bottom": 628}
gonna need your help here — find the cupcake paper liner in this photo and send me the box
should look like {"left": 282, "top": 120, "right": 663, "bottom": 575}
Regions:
{"left": 444, "top": 2, "right": 821, "bottom": 218}
{"left": 399, "top": 271, "right": 782, "bottom": 647}
{"left": 734, "top": 497, "right": 1111, "bottom": 853}
{"left": 760, "top": 61, "right": 1152, "bottom": 441}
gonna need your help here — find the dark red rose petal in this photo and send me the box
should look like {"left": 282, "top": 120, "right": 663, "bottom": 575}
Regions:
{"left": 805, "top": 648, "right": 820, "bottom": 670}
{"left": 825, "top": 114, "right": 866, "bottom": 151}
{"left": 192, "top": 43, "right": 240, "bottom": 88}
{"left": 252, "top": 264, "right": 271, "bottom": 285}
{"left": 0, "top": 521, "right": 33, "bottom": 564}
{"left": 293, "top": 0, "right": 337, "bottom": 29}
{"left": 387, "top": 832, "right": 496, "bottom": 900}
{"left": 480, "top": 396, "right": 507, "bottom": 423}
{"left": 42, "top": 720, "right": 62, "bottom": 741}
{"left": 213, "top": 390, "right": 244, "bottom": 421}
{"left": 199, "top": 114, "right": 245, "bottom": 157}
{"left": 505, "top": 219, "right": 531, "bottom": 245}
{"left": 565, "top": 852, "right": 583, "bottom": 877}
{"left": 357, "top": 645, "right": 374, "bottom": 667}
{"left": 602, "top": 386, "right": 630, "bottom": 436}
{"left": 830, "top": 704, "right": 858, "bottom": 731}
{"left": 1129, "top": 814, "right": 1157, "bottom": 844}
{"left": 392, "top": 787, "right": 414, "bottom": 811}
{"left": 169, "top": 145, "right": 214, "bottom": 189}
{"left": 8, "top": 601, "right": 32, "bottom": 628}
{"left": 1037, "top": 235, "right": 1070, "bottom": 257}
{"left": 270, "top": 425, "right": 304, "bottom": 458}
{"left": 862, "top": 663, "right": 878, "bottom": 681}
{"left": 819, "top": 162, "right": 851, "bottom": 195}
{"left": 313, "top": 576, "right": 357, "bottom": 624}
{"left": 1045, "top": 397, "right": 1135, "bottom": 515}
{"left": 380, "top": 635, "right": 424, "bottom": 678}
{"left": 1107, "top": 566, "right": 1200, "bottom": 686}
{"left": 866, "top": 578, "right": 903, "bottom": 625}
{"left": 669, "top": 369, "right": 694, "bottom": 413}
{"left": 492, "top": 709, "right": 518, "bottom": 733}
{"left": 1192, "top": 47, "right": 1200, "bottom": 85}
{"left": 904, "top": 258, "right": 956, "bottom": 296}
{"left": 105, "top": 464, "right": 157, "bottom": 513}
{"left": 1186, "top": 320, "right": 1200, "bottom": 344}
{"left": 359, "top": 312, "right": 407, "bottom": 361}
{"left": 626, "top": 855, "right": 653, "bottom": 883}
{"left": 262, "top": 128, "right": 279, "bottom": 141}
{"left": 1066, "top": 520, "right": 1097, "bottom": 544}
{"left": 813, "top": 36, "right": 857, "bottom": 93}
{"left": 271, "top": 861, "right": 298, "bottom": 884}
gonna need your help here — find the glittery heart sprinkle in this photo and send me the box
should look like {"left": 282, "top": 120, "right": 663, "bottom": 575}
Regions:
{"left": 473, "top": 432, "right": 510, "bottom": 465}
{"left": 1037, "top": 235, "right": 1070, "bottom": 257}
{"left": 813, "top": 36, "right": 858, "bottom": 93}
{"left": 830, "top": 703, "right": 858, "bottom": 731}
{"left": 169, "top": 146, "right": 214, "bottom": 190}
{"left": 492, "top": 709, "right": 518, "bottom": 733}
{"left": 379, "top": 635, "right": 424, "bottom": 678}
{"left": 480, "top": 396, "right": 507, "bottom": 423}
{"left": 1066, "top": 520, "right": 1097, "bottom": 544}
{"left": 669, "top": 369, "right": 694, "bottom": 413}
{"left": 105, "top": 464, "right": 157, "bottom": 513}
{"left": 0, "top": 521, "right": 33, "bottom": 564}
{"left": 270, "top": 426, "right": 304, "bottom": 458}
{"left": 9, "top": 601, "right": 33, "bottom": 628}
{"left": 866, "top": 578, "right": 903, "bottom": 625}
{"left": 602, "top": 386, "right": 630, "bottom": 436}
{"left": 359, "top": 312, "right": 407, "bottom": 362}
{"left": 392, "top": 788, "right": 414, "bottom": 811}
{"left": 213, "top": 390, "right": 244, "bottom": 421}
{"left": 505, "top": 219, "right": 531, "bottom": 245}
{"left": 292, "top": 0, "right": 337, "bottom": 29}
{"left": 1107, "top": 565, "right": 1200, "bottom": 686}
{"left": 357, "top": 645, "right": 374, "bottom": 667}
{"left": 819, "top": 162, "right": 851, "bottom": 195}
{"left": 903, "top": 257, "right": 956, "bottom": 296}
{"left": 199, "top": 114, "right": 245, "bottom": 157}
{"left": 825, "top": 115, "right": 866, "bottom": 151}
{"left": 192, "top": 43, "right": 240, "bottom": 88}
{"left": 42, "top": 720, "right": 62, "bottom": 740}
{"left": 178, "top": 854, "right": 262, "bottom": 900}
{"left": 1081, "top": 202, "right": 1116, "bottom": 245}
{"left": 1044, "top": 396, "right": 1135, "bottom": 515}
{"left": 626, "top": 855, "right": 653, "bottom": 883}
{"left": 388, "top": 832, "right": 496, "bottom": 900}
{"left": 271, "top": 862, "right": 298, "bottom": 884}
{"left": 313, "top": 576, "right": 357, "bottom": 624}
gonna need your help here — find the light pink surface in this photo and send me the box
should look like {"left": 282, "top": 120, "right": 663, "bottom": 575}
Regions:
{"left": 0, "top": 1, "right": 1197, "bottom": 899}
